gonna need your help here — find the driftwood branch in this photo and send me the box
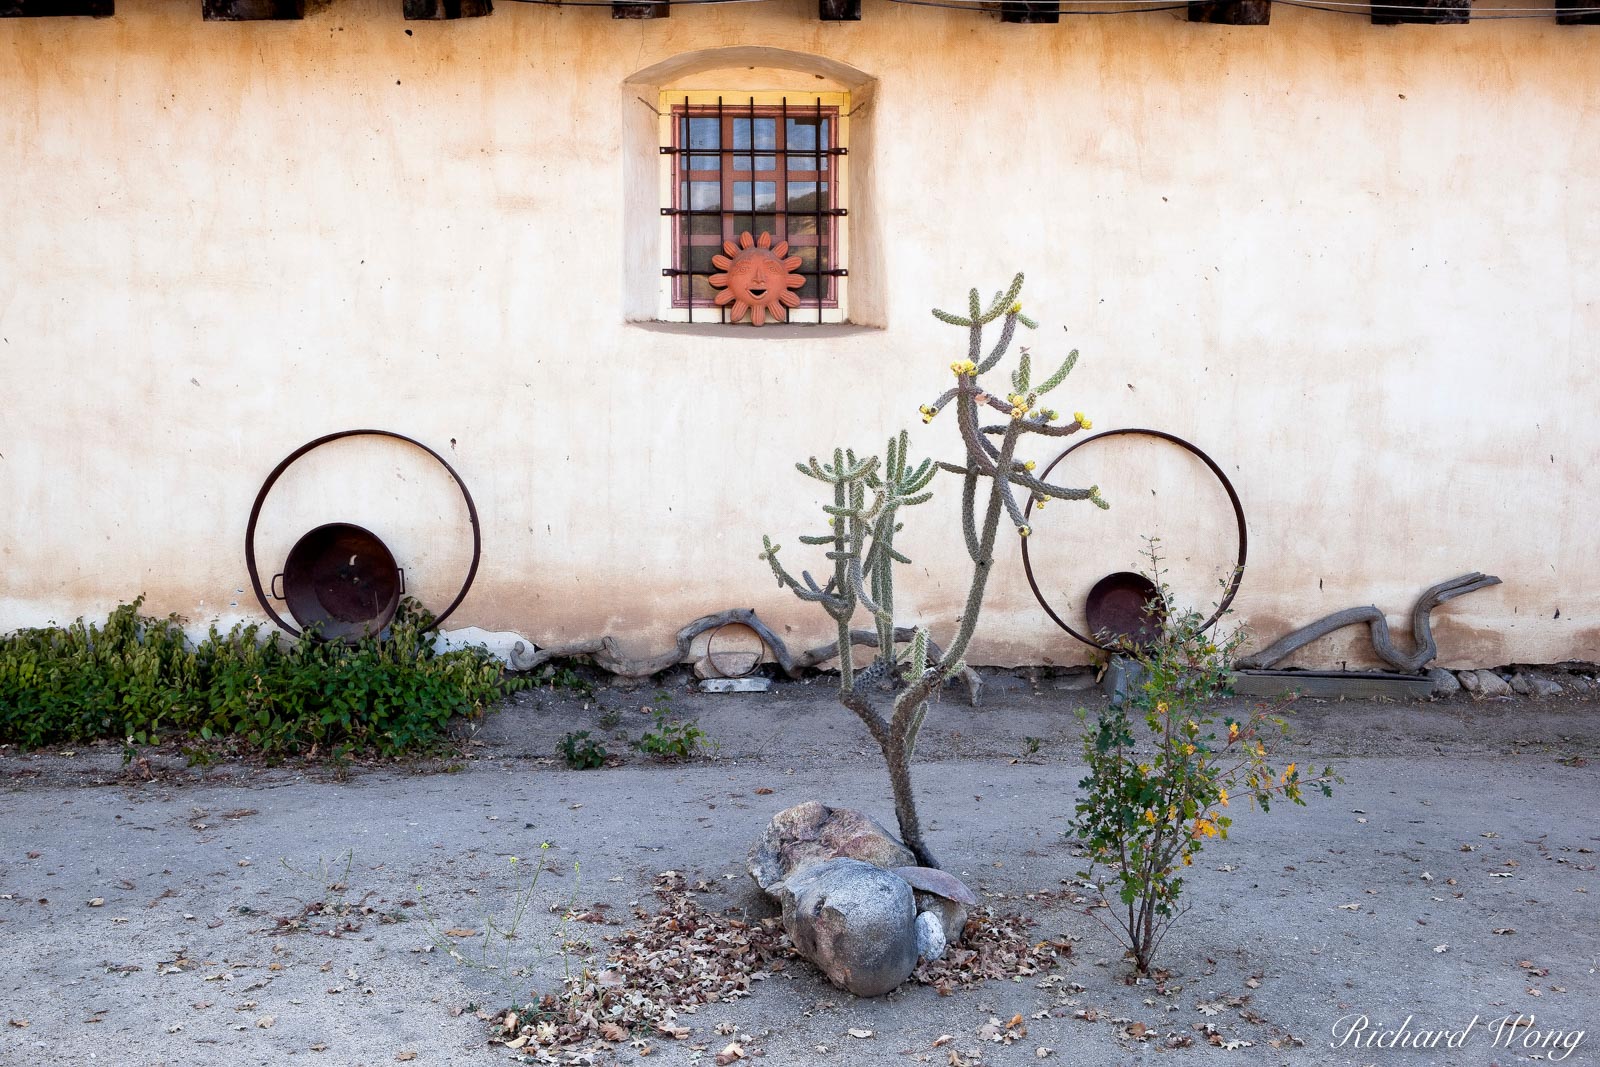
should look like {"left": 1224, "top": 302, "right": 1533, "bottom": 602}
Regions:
{"left": 508, "top": 608, "right": 982, "bottom": 706}
{"left": 1238, "top": 572, "right": 1501, "bottom": 672}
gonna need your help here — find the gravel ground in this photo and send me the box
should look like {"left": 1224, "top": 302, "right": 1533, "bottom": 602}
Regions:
{"left": 1, "top": 674, "right": 1596, "bottom": 1067}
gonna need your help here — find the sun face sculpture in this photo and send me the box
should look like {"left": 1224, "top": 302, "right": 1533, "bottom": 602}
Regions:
{"left": 709, "top": 231, "right": 806, "bottom": 326}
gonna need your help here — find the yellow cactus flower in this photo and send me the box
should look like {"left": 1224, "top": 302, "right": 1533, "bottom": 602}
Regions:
{"left": 1018, "top": 525, "right": 1031, "bottom": 538}
{"left": 1011, "top": 407, "right": 1025, "bottom": 419}
{"left": 1024, "top": 460, "right": 1036, "bottom": 471}
{"left": 1035, "top": 499, "right": 1046, "bottom": 510}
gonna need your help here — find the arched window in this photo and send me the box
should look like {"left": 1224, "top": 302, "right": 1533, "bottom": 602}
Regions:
{"left": 622, "top": 48, "right": 882, "bottom": 329}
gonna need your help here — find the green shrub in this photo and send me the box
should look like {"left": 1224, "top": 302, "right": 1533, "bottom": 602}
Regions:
{"left": 1069, "top": 545, "right": 1337, "bottom": 974}
{"left": 0, "top": 597, "right": 523, "bottom": 758}
{"left": 557, "top": 730, "right": 607, "bottom": 770}
{"left": 634, "top": 693, "right": 712, "bottom": 760}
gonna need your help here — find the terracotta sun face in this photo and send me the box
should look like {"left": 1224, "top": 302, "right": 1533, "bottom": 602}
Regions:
{"left": 709, "top": 231, "right": 806, "bottom": 326}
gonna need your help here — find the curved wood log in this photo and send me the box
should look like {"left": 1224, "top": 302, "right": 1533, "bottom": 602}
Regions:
{"left": 509, "top": 608, "right": 983, "bottom": 706}
{"left": 1238, "top": 573, "right": 1501, "bottom": 672}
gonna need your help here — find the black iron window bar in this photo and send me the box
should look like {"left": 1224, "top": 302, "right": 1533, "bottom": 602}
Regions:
{"left": 661, "top": 95, "right": 848, "bottom": 324}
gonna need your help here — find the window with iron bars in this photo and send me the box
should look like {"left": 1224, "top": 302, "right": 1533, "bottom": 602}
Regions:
{"left": 660, "top": 93, "right": 848, "bottom": 324}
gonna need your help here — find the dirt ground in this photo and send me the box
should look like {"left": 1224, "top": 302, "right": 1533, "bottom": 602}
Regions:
{"left": 2, "top": 673, "right": 1597, "bottom": 1067}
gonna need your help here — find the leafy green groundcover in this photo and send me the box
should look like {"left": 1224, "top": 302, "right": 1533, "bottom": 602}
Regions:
{"left": 0, "top": 598, "right": 522, "bottom": 757}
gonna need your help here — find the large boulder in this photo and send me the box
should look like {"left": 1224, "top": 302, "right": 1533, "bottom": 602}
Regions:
{"left": 779, "top": 858, "right": 918, "bottom": 997}
{"left": 748, "top": 802, "right": 917, "bottom": 895}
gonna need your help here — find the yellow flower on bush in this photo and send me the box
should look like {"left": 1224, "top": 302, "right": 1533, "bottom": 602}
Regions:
{"left": 1218, "top": 787, "right": 1229, "bottom": 807}
{"left": 1143, "top": 808, "right": 1157, "bottom": 825}
{"left": 1228, "top": 722, "right": 1240, "bottom": 742}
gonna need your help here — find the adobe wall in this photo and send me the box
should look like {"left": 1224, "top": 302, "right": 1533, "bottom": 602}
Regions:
{"left": 2, "top": 0, "right": 1595, "bottom": 668}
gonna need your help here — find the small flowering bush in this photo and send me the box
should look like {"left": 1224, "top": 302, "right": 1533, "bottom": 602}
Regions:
{"left": 1070, "top": 547, "right": 1337, "bottom": 975}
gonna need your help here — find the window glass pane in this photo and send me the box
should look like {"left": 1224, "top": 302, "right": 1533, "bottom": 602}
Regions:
{"left": 785, "top": 116, "right": 830, "bottom": 170}
{"left": 732, "top": 117, "right": 777, "bottom": 170}
{"left": 786, "top": 181, "right": 826, "bottom": 213}
{"left": 792, "top": 244, "right": 833, "bottom": 303}
{"left": 684, "top": 116, "right": 720, "bottom": 170}
{"left": 731, "top": 182, "right": 778, "bottom": 212}
{"left": 687, "top": 273, "right": 717, "bottom": 305}
{"left": 682, "top": 181, "right": 721, "bottom": 211}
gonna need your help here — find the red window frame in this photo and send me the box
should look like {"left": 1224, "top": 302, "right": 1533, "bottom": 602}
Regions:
{"left": 668, "top": 98, "right": 842, "bottom": 319}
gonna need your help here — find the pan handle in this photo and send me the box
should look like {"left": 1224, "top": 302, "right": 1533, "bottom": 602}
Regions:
{"left": 270, "top": 573, "right": 286, "bottom": 601}
{"left": 397, "top": 568, "right": 406, "bottom": 595}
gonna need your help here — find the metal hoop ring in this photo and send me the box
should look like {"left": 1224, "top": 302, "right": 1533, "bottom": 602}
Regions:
{"left": 704, "top": 620, "right": 764, "bottom": 679}
{"left": 244, "top": 429, "right": 482, "bottom": 638}
{"left": 1020, "top": 427, "right": 1248, "bottom": 651}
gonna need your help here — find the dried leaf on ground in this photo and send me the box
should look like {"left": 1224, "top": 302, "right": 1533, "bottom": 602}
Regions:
{"left": 913, "top": 909, "right": 1070, "bottom": 990}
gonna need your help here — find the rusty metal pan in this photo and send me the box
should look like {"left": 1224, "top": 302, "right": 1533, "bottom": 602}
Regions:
{"left": 274, "top": 522, "right": 404, "bottom": 643}
{"left": 1084, "top": 570, "right": 1167, "bottom": 650}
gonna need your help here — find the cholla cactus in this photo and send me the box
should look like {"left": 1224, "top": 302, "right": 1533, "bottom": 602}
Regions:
{"left": 762, "top": 274, "right": 1105, "bottom": 868}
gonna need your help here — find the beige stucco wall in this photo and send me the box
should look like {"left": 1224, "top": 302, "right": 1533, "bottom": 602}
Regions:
{"left": 2, "top": 0, "right": 1596, "bottom": 669}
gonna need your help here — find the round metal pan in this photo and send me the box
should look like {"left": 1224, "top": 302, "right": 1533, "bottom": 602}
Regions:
{"left": 278, "top": 522, "right": 403, "bottom": 643}
{"left": 1084, "top": 571, "right": 1166, "bottom": 650}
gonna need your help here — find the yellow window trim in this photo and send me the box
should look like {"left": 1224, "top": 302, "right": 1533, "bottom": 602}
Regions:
{"left": 659, "top": 90, "right": 850, "bottom": 110}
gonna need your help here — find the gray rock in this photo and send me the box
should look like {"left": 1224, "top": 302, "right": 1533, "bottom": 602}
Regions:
{"left": 780, "top": 858, "right": 918, "bottom": 997}
{"left": 1052, "top": 672, "right": 1097, "bottom": 692}
{"left": 1509, "top": 673, "right": 1532, "bottom": 696}
{"left": 1567, "top": 675, "right": 1595, "bottom": 694}
{"left": 915, "top": 910, "right": 947, "bottom": 963}
{"left": 892, "top": 865, "right": 975, "bottom": 947}
{"left": 749, "top": 802, "right": 917, "bottom": 897}
{"left": 1427, "top": 668, "right": 1461, "bottom": 696}
{"left": 913, "top": 890, "right": 969, "bottom": 947}
{"left": 1473, "top": 670, "right": 1513, "bottom": 697}
{"left": 891, "top": 866, "right": 979, "bottom": 905}
{"left": 1527, "top": 673, "right": 1564, "bottom": 698}
{"left": 1457, "top": 670, "right": 1481, "bottom": 693}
